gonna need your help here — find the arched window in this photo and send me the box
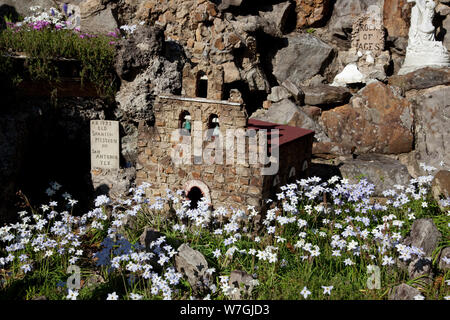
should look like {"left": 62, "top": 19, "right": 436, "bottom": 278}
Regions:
{"left": 207, "top": 114, "right": 220, "bottom": 141}
{"left": 196, "top": 72, "right": 208, "bottom": 98}
{"left": 179, "top": 111, "right": 191, "bottom": 135}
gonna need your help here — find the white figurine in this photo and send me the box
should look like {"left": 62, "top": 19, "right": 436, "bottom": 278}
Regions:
{"left": 399, "top": 0, "right": 450, "bottom": 75}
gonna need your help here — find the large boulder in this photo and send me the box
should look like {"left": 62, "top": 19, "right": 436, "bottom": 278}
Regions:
{"left": 174, "top": 244, "right": 212, "bottom": 293}
{"left": 320, "top": 81, "right": 414, "bottom": 155}
{"left": 403, "top": 219, "right": 442, "bottom": 257}
{"left": 409, "top": 85, "right": 450, "bottom": 176}
{"left": 389, "top": 283, "right": 422, "bottom": 300}
{"left": 338, "top": 154, "right": 412, "bottom": 197}
{"left": 229, "top": 270, "right": 255, "bottom": 300}
{"left": 272, "top": 33, "right": 334, "bottom": 87}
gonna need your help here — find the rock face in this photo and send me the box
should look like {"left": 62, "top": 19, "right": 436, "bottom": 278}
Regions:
{"left": 338, "top": 154, "right": 412, "bottom": 197}
{"left": 229, "top": 270, "right": 254, "bottom": 300}
{"left": 320, "top": 81, "right": 414, "bottom": 155}
{"left": 272, "top": 33, "right": 334, "bottom": 87}
{"left": 295, "top": 0, "right": 331, "bottom": 29}
{"left": 410, "top": 85, "right": 450, "bottom": 175}
{"left": 403, "top": 219, "right": 442, "bottom": 257}
{"left": 114, "top": 24, "right": 183, "bottom": 165}
{"left": 174, "top": 244, "right": 212, "bottom": 293}
{"left": 389, "top": 283, "right": 421, "bottom": 300}
{"left": 383, "top": 0, "right": 411, "bottom": 38}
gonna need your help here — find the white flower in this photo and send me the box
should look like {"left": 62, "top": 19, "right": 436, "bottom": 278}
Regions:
{"left": 343, "top": 258, "right": 354, "bottom": 266}
{"left": 129, "top": 293, "right": 143, "bottom": 300}
{"left": 300, "top": 286, "right": 311, "bottom": 299}
{"left": 212, "top": 249, "right": 221, "bottom": 258}
{"left": 66, "top": 289, "right": 79, "bottom": 300}
{"left": 382, "top": 256, "right": 394, "bottom": 266}
{"left": 413, "top": 294, "right": 425, "bottom": 300}
{"left": 107, "top": 292, "right": 119, "bottom": 300}
{"left": 322, "top": 286, "right": 333, "bottom": 295}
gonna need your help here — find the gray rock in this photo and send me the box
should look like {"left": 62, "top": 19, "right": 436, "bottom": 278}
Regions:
{"left": 32, "top": 295, "right": 48, "bottom": 300}
{"left": 114, "top": 25, "right": 165, "bottom": 81}
{"left": 250, "top": 99, "right": 328, "bottom": 142}
{"left": 244, "top": 66, "right": 270, "bottom": 92}
{"left": 267, "top": 86, "right": 292, "bottom": 103}
{"left": 338, "top": 154, "right": 412, "bottom": 197}
{"left": 438, "top": 247, "right": 450, "bottom": 271}
{"left": 389, "top": 283, "right": 422, "bottom": 300}
{"left": 327, "top": 0, "right": 383, "bottom": 40}
{"left": 302, "top": 85, "right": 351, "bottom": 106}
{"left": 229, "top": 270, "right": 254, "bottom": 300}
{"left": 258, "top": 2, "right": 294, "bottom": 36}
{"left": 174, "top": 244, "right": 212, "bottom": 293}
{"left": 408, "top": 258, "right": 434, "bottom": 285}
{"left": 281, "top": 80, "right": 305, "bottom": 104}
{"left": 272, "top": 33, "right": 334, "bottom": 87}
{"left": 403, "top": 219, "right": 442, "bottom": 257}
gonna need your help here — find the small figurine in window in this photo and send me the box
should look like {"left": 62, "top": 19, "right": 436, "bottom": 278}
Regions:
{"left": 182, "top": 114, "right": 191, "bottom": 135}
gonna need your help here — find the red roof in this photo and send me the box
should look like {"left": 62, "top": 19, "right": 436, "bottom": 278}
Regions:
{"left": 247, "top": 119, "right": 315, "bottom": 149}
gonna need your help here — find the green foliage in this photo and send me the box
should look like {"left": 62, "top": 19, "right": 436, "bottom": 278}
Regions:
{"left": 0, "top": 23, "right": 117, "bottom": 98}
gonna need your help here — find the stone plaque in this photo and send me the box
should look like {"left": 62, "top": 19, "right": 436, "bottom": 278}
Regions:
{"left": 351, "top": 6, "right": 385, "bottom": 54}
{"left": 90, "top": 120, "right": 120, "bottom": 170}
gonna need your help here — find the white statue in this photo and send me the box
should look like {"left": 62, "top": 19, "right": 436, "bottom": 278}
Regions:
{"left": 398, "top": 0, "right": 450, "bottom": 75}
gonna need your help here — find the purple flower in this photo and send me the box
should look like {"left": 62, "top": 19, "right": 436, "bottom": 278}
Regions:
{"left": 51, "top": 9, "right": 55, "bottom": 16}
{"left": 63, "top": 3, "right": 68, "bottom": 15}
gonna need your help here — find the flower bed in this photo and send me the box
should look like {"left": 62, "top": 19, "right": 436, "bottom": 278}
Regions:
{"left": 0, "top": 164, "right": 448, "bottom": 300}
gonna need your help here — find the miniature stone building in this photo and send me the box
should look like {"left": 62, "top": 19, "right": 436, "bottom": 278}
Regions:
{"left": 137, "top": 64, "right": 314, "bottom": 212}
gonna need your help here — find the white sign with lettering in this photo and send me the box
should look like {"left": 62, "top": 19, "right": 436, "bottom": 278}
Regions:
{"left": 90, "top": 120, "right": 120, "bottom": 170}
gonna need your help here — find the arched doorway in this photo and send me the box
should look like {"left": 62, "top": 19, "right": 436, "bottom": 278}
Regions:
{"left": 187, "top": 186, "right": 204, "bottom": 209}
{"left": 184, "top": 180, "right": 211, "bottom": 209}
